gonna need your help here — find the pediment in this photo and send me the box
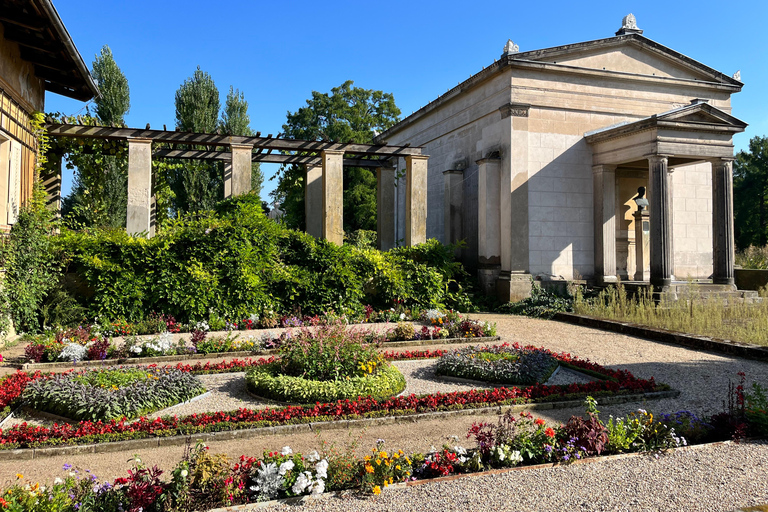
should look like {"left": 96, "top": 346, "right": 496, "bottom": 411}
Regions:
{"left": 513, "top": 35, "right": 740, "bottom": 86}
{"left": 657, "top": 103, "right": 747, "bottom": 129}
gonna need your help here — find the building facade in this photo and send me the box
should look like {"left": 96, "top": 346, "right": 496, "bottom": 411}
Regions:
{"left": 377, "top": 15, "right": 745, "bottom": 299}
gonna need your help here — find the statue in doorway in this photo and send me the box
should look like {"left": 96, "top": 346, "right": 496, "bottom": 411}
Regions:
{"left": 633, "top": 186, "right": 649, "bottom": 212}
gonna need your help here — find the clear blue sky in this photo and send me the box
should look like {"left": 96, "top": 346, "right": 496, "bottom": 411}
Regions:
{"left": 45, "top": 0, "right": 768, "bottom": 200}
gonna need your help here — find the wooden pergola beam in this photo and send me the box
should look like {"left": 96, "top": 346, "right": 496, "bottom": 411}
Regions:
{"left": 152, "top": 148, "right": 391, "bottom": 168}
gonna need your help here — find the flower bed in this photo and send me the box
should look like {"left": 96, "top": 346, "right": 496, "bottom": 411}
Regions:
{"left": 22, "top": 367, "right": 206, "bottom": 422}
{"left": 0, "top": 343, "right": 672, "bottom": 449}
{"left": 434, "top": 345, "right": 559, "bottom": 385}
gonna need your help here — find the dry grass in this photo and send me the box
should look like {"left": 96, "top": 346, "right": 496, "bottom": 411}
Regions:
{"left": 573, "top": 284, "right": 768, "bottom": 347}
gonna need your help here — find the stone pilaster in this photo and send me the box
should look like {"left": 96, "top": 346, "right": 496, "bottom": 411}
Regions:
{"left": 633, "top": 209, "right": 650, "bottom": 281}
{"left": 711, "top": 158, "right": 736, "bottom": 286}
{"left": 127, "top": 138, "right": 153, "bottom": 237}
{"left": 322, "top": 150, "right": 344, "bottom": 245}
{"left": 477, "top": 156, "right": 502, "bottom": 296}
{"left": 648, "top": 155, "right": 674, "bottom": 290}
{"left": 443, "top": 169, "right": 464, "bottom": 252}
{"left": 304, "top": 163, "right": 323, "bottom": 239}
{"left": 592, "top": 164, "right": 617, "bottom": 285}
{"left": 377, "top": 167, "right": 397, "bottom": 251}
{"left": 404, "top": 155, "right": 428, "bottom": 246}
{"left": 229, "top": 144, "right": 253, "bottom": 197}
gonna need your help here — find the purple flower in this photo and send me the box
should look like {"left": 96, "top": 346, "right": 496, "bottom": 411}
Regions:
{"left": 63, "top": 464, "right": 72, "bottom": 471}
{"left": 562, "top": 454, "right": 570, "bottom": 461}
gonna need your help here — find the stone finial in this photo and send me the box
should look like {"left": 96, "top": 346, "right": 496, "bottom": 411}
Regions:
{"left": 733, "top": 70, "right": 741, "bottom": 81}
{"left": 502, "top": 39, "right": 519, "bottom": 56}
{"left": 615, "top": 13, "right": 643, "bottom": 36}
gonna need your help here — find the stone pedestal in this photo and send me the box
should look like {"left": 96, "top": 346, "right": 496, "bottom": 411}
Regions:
{"left": 648, "top": 155, "right": 674, "bottom": 290}
{"left": 633, "top": 209, "right": 650, "bottom": 281}
{"left": 127, "top": 138, "right": 153, "bottom": 237}
{"left": 377, "top": 167, "right": 396, "bottom": 251}
{"left": 443, "top": 169, "right": 464, "bottom": 255}
{"left": 712, "top": 158, "right": 735, "bottom": 286}
{"left": 304, "top": 164, "right": 322, "bottom": 238}
{"left": 593, "top": 164, "right": 617, "bottom": 285}
{"left": 322, "top": 150, "right": 344, "bottom": 245}
{"left": 405, "top": 155, "right": 428, "bottom": 246}
{"left": 497, "top": 272, "right": 533, "bottom": 302}
{"left": 477, "top": 156, "right": 501, "bottom": 295}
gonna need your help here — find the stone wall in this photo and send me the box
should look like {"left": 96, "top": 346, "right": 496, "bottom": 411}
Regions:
{"left": 672, "top": 161, "right": 713, "bottom": 278}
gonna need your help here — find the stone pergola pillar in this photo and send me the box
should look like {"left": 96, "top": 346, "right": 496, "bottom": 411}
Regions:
{"left": 377, "top": 167, "right": 397, "bottom": 251}
{"left": 224, "top": 144, "right": 253, "bottom": 198}
{"left": 42, "top": 152, "right": 62, "bottom": 215}
{"left": 404, "top": 155, "right": 428, "bottom": 246}
{"left": 477, "top": 156, "right": 502, "bottom": 295}
{"left": 593, "top": 164, "right": 617, "bottom": 285}
{"left": 648, "top": 155, "right": 674, "bottom": 290}
{"left": 304, "top": 163, "right": 323, "bottom": 239}
{"left": 443, "top": 169, "right": 464, "bottom": 254}
{"left": 127, "top": 138, "right": 153, "bottom": 236}
{"left": 711, "top": 158, "right": 736, "bottom": 286}
{"left": 322, "top": 150, "right": 344, "bottom": 245}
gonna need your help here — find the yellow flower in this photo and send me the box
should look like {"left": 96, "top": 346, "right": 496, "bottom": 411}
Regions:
{"left": 364, "top": 455, "right": 371, "bottom": 462}
{"left": 384, "top": 481, "right": 388, "bottom": 488}
{"left": 15, "top": 474, "right": 22, "bottom": 480}
{"left": 376, "top": 459, "right": 382, "bottom": 465}
{"left": 365, "top": 464, "right": 374, "bottom": 474}
{"left": 396, "top": 465, "right": 401, "bottom": 470}
{"left": 372, "top": 485, "right": 381, "bottom": 495}
{"left": 379, "top": 451, "right": 388, "bottom": 459}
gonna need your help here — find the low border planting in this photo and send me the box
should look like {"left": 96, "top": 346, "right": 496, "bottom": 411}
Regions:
{"left": 0, "top": 343, "right": 668, "bottom": 449}
{"left": 245, "top": 363, "right": 406, "bottom": 404}
{"left": 434, "top": 345, "right": 560, "bottom": 385}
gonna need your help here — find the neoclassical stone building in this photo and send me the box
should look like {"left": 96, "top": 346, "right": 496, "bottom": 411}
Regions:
{"left": 376, "top": 15, "right": 745, "bottom": 299}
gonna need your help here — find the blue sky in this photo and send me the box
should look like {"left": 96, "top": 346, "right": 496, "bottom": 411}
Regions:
{"left": 45, "top": 0, "right": 768, "bottom": 200}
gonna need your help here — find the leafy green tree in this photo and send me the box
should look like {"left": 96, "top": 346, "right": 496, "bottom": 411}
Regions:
{"left": 170, "top": 67, "right": 222, "bottom": 214}
{"left": 220, "top": 86, "right": 263, "bottom": 197}
{"left": 734, "top": 136, "right": 768, "bottom": 249}
{"left": 60, "top": 45, "right": 131, "bottom": 228}
{"left": 276, "top": 80, "right": 400, "bottom": 231}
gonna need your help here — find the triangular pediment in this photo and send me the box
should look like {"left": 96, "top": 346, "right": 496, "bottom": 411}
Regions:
{"left": 657, "top": 103, "right": 748, "bottom": 128}
{"left": 512, "top": 35, "right": 740, "bottom": 86}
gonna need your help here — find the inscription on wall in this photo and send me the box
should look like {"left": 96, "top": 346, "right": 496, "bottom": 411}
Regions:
{"left": 499, "top": 103, "right": 530, "bottom": 118}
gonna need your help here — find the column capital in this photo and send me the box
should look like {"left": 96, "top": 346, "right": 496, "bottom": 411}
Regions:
{"left": 646, "top": 154, "right": 672, "bottom": 163}
{"left": 708, "top": 157, "right": 735, "bottom": 165}
{"left": 127, "top": 137, "right": 153, "bottom": 145}
{"left": 229, "top": 143, "right": 254, "bottom": 151}
{"left": 321, "top": 149, "right": 344, "bottom": 156}
{"left": 443, "top": 169, "right": 465, "bottom": 175}
{"left": 405, "top": 154, "right": 429, "bottom": 162}
{"left": 591, "top": 164, "right": 616, "bottom": 174}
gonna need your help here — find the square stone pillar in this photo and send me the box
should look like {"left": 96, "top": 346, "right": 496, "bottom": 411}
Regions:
{"left": 377, "top": 166, "right": 397, "bottom": 251}
{"left": 443, "top": 169, "right": 464, "bottom": 251}
{"left": 42, "top": 152, "right": 62, "bottom": 216}
{"left": 322, "top": 150, "right": 344, "bottom": 245}
{"left": 305, "top": 163, "right": 323, "bottom": 239}
{"left": 711, "top": 158, "right": 736, "bottom": 286}
{"left": 648, "top": 155, "right": 674, "bottom": 290}
{"left": 225, "top": 144, "right": 253, "bottom": 198}
{"left": 127, "top": 138, "right": 153, "bottom": 237}
{"left": 593, "top": 164, "right": 617, "bottom": 285}
{"left": 477, "top": 156, "right": 502, "bottom": 296}
{"left": 404, "top": 155, "right": 428, "bottom": 246}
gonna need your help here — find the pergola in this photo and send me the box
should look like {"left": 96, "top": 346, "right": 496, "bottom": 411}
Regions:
{"left": 43, "top": 123, "right": 429, "bottom": 247}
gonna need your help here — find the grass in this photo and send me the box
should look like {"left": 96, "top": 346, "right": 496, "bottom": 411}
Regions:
{"left": 572, "top": 284, "right": 768, "bottom": 347}
{"left": 736, "top": 245, "right": 768, "bottom": 269}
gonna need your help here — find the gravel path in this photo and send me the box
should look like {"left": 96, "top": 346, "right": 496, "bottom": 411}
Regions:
{"left": 3, "top": 314, "right": 768, "bottom": 511}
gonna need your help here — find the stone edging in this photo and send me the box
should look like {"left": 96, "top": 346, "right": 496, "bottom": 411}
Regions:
{"left": 18, "top": 337, "right": 502, "bottom": 371}
{"left": 553, "top": 313, "right": 768, "bottom": 361}
{"left": 0, "top": 388, "right": 678, "bottom": 461}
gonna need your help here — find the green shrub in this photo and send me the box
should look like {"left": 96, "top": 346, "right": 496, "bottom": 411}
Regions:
{"left": 245, "top": 362, "right": 406, "bottom": 404}
{"left": 435, "top": 345, "right": 559, "bottom": 385}
{"left": 498, "top": 283, "right": 573, "bottom": 319}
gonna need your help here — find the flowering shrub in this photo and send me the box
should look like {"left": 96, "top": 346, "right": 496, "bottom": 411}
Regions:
{"left": 468, "top": 410, "right": 557, "bottom": 464}
{"left": 435, "top": 344, "right": 559, "bottom": 385}
{"left": 361, "top": 440, "right": 412, "bottom": 494}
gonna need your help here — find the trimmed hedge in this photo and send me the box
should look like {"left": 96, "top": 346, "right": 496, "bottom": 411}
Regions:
{"left": 245, "top": 362, "right": 406, "bottom": 404}
{"left": 55, "top": 194, "right": 472, "bottom": 323}
{"left": 434, "top": 345, "right": 559, "bottom": 385}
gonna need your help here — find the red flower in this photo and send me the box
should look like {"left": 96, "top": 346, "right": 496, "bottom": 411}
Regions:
{"left": 535, "top": 418, "right": 545, "bottom": 426}
{"left": 545, "top": 427, "right": 556, "bottom": 438}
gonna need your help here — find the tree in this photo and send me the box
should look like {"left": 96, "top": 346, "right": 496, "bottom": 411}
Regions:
{"left": 60, "top": 45, "right": 130, "bottom": 228}
{"left": 170, "top": 67, "right": 222, "bottom": 214}
{"left": 275, "top": 80, "right": 400, "bottom": 231}
{"left": 734, "top": 136, "right": 768, "bottom": 249}
{"left": 220, "top": 86, "right": 263, "bottom": 197}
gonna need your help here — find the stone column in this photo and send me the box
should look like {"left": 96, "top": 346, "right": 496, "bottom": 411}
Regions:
{"left": 633, "top": 209, "right": 650, "bottom": 281}
{"left": 647, "top": 155, "right": 674, "bottom": 290}
{"left": 404, "top": 155, "right": 428, "bottom": 246}
{"left": 443, "top": 169, "right": 464, "bottom": 252}
{"left": 477, "top": 156, "right": 502, "bottom": 295}
{"left": 377, "top": 167, "right": 397, "bottom": 251}
{"left": 228, "top": 144, "right": 253, "bottom": 197}
{"left": 711, "top": 158, "right": 736, "bottom": 286}
{"left": 304, "top": 163, "right": 323, "bottom": 238}
{"left": 322, "top": 150, "right": 344, "bottom": 245}
{"left": 223, "top": 162, "right": 233, "bottom": 198}
{"left": 592, "top": 164, "right": 617, "bottom": 285}
{"left": 127, "top": 138, "right": 153, "bottom": 237}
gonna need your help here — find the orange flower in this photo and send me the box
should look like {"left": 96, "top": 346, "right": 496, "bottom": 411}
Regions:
{"left": 545, "top": 427, "right": 556, "bottom": 438}
{"left": 535, "top": 418, "right": 545, "bottom": 426}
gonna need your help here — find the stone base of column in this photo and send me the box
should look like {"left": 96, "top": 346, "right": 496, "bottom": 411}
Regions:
{"left": 496, "top": 272, "right": 533, "bottom": 303}
{"left": 650, "top": 277, "right": 673, "bottom": 291}
{"left": 713, "top": 277, "right": 736, "bottom": 287}
{"left": 597, "top": 275, "right": 619, "bottom": 286}
{"left": 478, "top": 265, "right": 502, "bottom": 297}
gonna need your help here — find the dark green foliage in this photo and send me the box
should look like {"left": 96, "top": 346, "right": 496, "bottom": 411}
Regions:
{"left": 56, "top": 194, "right": 471, "bottom": 323}
{"left": 497, "top": 283, "right": 573, "bottom": 318}
{"left": 734, "top": 136, "right": 768, "bottom": 249}
{"left": 435, "top": 345, "right": 559, "bottom": 385}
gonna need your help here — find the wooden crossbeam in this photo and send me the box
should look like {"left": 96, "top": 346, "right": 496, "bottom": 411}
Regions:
{"left": 45, "top": 123, "right": 423, "bottom": 157}
{"left": 152, "top": 148, "right": 390, "bottom": 168}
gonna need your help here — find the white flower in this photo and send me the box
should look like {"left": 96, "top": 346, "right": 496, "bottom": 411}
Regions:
{"left": 58, "top": 343, "right": 88, "bottom": 362}
{"left": 278, "top": 460, "right": 295, "bottom": 476}
{"left": 399, "top": 313, "right": 406, "bottom": 320}
{"left": 638, "top": 409, "right": 647, "bottom": 415}
{"left": 311, "top": 478, "right": 325, "bottom": 495}
{"left": 129, "top": 345, "right": 143, "bottom": 354}
{"left": 496, "top": 446, "right": 506, "bottom": 461}
{"left": 281, "top": 446, "right": 293, "bottom": 456}
{"left": 314, "top": 459, "right": 329, "bottom": 479}
{"left": 454, "top": 445, "right": 467, "bottom": 456}
{"left": 292, "top": 471, "right": 312, "bottom": 494}
{"left": 307, "top": 450, "right": 320, "bottom": 462}
{"left": 53, "top": 477, "right": 63, "bottom": 485}
{"left": 180, "top": 469, "right": 188, "bottom": 478}
{"left": 509, "top": 450, "right": 523, "bottom": 465}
